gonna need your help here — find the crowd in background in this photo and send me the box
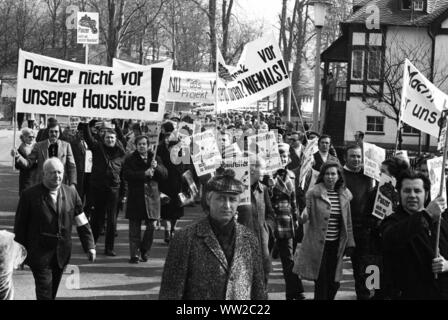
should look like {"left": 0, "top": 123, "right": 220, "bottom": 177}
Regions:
{"left": 5, "top": 107, "right": 448, "bottom": 300}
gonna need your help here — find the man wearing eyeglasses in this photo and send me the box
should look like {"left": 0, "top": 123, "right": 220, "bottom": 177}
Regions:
{"left": 15, "top": 122, "right": 77, "bottom": 189}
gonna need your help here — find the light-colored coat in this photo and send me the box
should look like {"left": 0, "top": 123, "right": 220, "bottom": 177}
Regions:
{"left": 159, "top": 217, "right": 266, "bottom": 300}
{"left": 293, "top": 183, "right": 355, "bottom": 282}
{"left": 16, "top": 139, "right": 77, "bottom": 186}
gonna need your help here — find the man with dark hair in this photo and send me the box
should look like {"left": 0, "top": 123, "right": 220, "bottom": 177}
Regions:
{"left": 343, "top": 144, "right": 375, "bottom": 299}
{"left": 82, "top": 124, "right": 125, "bottom": 256}
{"left": 36, "top": 117, "right": 59, "bottom": 142}
{"left": 381, "top": 170, "right": 448, "bottom": 299}
{"left": 354, "top": 131, "right": 365, "bottom": 146}
{"left": 15, "top": 122, "right": 77, "bottom": 188}
{"left": 312, "top": 135, "right": 339, "bottom": 171}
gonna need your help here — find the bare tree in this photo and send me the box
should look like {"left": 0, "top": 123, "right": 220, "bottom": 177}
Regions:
{"left": 363, "top": 31, "right": 448, "bottom": 148}
{"left": 45, "top": 0, "right": 63, "bottom": 48}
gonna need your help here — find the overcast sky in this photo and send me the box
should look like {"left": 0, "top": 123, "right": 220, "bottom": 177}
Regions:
{"left": 235, "top": 0, "right": 284, "bottom": 33}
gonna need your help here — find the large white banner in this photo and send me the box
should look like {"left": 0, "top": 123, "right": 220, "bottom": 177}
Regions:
{"left": 113, "top": 58, "right": 216, "bottom": 104}
{"left": 16, "top": 50, "right": 172, "bottom": 121}
{"left": 400, "top": 59, "right": 447, "bottom": 137}
{"left": 217, "top": 35, "right": 291, "bottom": 111}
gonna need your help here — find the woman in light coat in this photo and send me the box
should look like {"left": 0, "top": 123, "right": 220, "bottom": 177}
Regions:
{"left": 11, "top": 128, "right": 36, "bottom": 195}
{"left": 293, "top": 161, "right": 355, "bottom": 300}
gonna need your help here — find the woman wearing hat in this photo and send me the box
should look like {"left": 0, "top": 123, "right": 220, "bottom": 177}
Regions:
{"left": 157, "top": 123, "right": 188, "bottom": 243}
{"left": 11, "top": 128, "right": 36, "bottom": 195}
{"left": 159, "top": 169, "right": 266, "bottom": 300}
{"left": 294, "top": 161, "right": 355, "bottom": 300}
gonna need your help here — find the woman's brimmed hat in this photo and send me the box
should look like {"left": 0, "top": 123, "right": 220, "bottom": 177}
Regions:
{"left": 206, "top": 168, "right": 244, "bottom": 195}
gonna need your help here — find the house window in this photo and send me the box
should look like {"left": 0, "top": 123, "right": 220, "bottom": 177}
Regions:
{"left": 368, "top": 50, "right": 381, "bottom": 81}
{"left": 366, "top": 116, "right": 384, "bottom": 133}
{"left": 352, "top": 32, "right": 366, "bottom": 45}
{"left": 351, "top": 50, "right": 365, "bottom": 80}
{"left": 414, "top": 0, "right": 425, "bottom": 11}
{"left": 403, "top": 124, "right": 420, "bottom": 134}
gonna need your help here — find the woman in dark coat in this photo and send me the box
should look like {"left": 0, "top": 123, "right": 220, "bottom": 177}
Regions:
{"left": 157, "top": 127, "right": 189, "bottom": 243}
{"left": 123, "top": 135, "right": 168, "bottom": 263}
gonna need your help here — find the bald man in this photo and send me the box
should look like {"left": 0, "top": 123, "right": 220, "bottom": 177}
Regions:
{"left": 14, "top": 157, "right": 95, "bottom": 300}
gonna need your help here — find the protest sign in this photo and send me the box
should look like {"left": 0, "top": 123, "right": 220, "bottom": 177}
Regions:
{"left": 372, "top": 174, "right": 397, "bottom": 220}
{"left": 438, "top": 126, "right": 446, "bottom": 151}
{"left": 191, "top": 130, "right": 222, "bottom": 176}
{"left": 400, "top": 59, "right": 448, "bottom": 137}
{"left": 145, "top": 121, "right": 160, "bottom": 151}
{"left": 427, "top": 156, "right": 447, "bottom": 204}
{"left": 217, "top": 35, "right": 291, "bottom": 111}
{"left": 16, "top": 50, "right": 172, "bottom": 121}
{"left": 113, "top": 58, "right": 216, "bottom": 104}
{"left": 363, "top": 142, "right": 385, "bottom": 181}
{"left": 77, "top": 12, "right": 99, "bottom": 44}
{"left": 221, "top": 157, "right": 251, "bottom": 205}
{"left": 299, "top": 138, "right": 319, "bottom": 187}
{"left": 247, "top": 131, "right": 282, "bottom": 173}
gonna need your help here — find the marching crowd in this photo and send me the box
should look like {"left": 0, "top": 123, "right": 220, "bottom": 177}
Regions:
{"left": 2, "top": 109, "right": 448, "bottom": 300}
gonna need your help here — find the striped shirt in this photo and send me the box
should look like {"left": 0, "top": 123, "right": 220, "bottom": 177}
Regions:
{"left": 326, "top": 189, "right": 341, "bottom": 241}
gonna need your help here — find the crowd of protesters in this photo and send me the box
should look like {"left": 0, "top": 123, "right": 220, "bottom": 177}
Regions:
{"left": 4, "top": 108, "right": 448, "bottom": 300}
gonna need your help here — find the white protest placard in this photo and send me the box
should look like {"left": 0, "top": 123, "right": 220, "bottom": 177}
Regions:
{"left": 363, "top": 142, "right": 386, "bottom": 181}
{"left": 191, "top": 130, "right": 222, "bottom": 176}
{"left": 145, "top": 122, "right": 160, "bottom": 151}
{"left": 400, "top": 59, "right": 447, "bottom": 137}
{"left": 372, "top": 174, "right": 397, "bottom": 220}
{"left": 16, "top": 50, "right": 172, "bottom": 121}
{"left": 247, "top": 131, "right": 282, "bottom": 173}
{"left": 427, "top": 156, "right": 447, "bottom": 203}
{"left": 299, "top": 138, "right": 319, "bottom": 187}
{"left": 84, "top": 150, "right": 93, "bottom": 173}
{"left": 77, "top": 12, "right": 99, "bottom": 44}
{"left": 221, "top": 157, "right": 251, "bottom": 205}
{"left": 438, "top": 126, "right": 446, "bottom": 151}
{"left": 217, "top": 35, "right": 291, "bottom": 111}
{"left": 113, "top": 58, "right": 216, "bottom": 104}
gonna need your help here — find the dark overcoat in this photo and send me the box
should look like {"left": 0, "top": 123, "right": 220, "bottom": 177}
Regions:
{"left": 14, "top": 184, "right": 95, "bottom": 269}
{"left": 123, "top": 150, "right": 168, "bottom": 221}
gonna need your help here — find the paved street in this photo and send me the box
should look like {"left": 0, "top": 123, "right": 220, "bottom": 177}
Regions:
{"left": 0, "top": 127, "right": 356, "bottom": 300}
{"left": 0, "top": 163, "right": 356, "bottom": 300}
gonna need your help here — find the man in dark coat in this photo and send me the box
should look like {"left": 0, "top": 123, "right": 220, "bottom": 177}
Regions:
{"left": 312, "top": 135, "right": 339, "bottom": 171}
{"left": 381, "top": 170, "right": 448, "bottom": 299}
{"left": 82, "top": 123, "right": 125, "bottom": 256}
{"left": 14, "top": 158, "right": 95, "bottom": 300}
{"left": 237, "top": 154, "right": 275, "bottom": 287}
{"left": 159, "top": 169, "right": 266, "bottom": 300}
{"left": 123, "top": 135, "right": 168, "bottom": 263}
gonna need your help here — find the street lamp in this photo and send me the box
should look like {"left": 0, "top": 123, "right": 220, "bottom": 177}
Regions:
{"left": 309, "top": 0, "right": 331, "bottom": 133}
{"left": 287, "top": 61, "right": 294, "bottom": 122}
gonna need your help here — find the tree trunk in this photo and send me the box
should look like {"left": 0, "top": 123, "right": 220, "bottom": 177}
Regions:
{"left": 208, "top": 0, "right": 216, "bottom": 71}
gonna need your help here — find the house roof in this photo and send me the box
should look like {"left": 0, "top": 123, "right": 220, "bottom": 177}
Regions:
{"left": 345, "top": 0, "right": 448, "bottom": 27}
